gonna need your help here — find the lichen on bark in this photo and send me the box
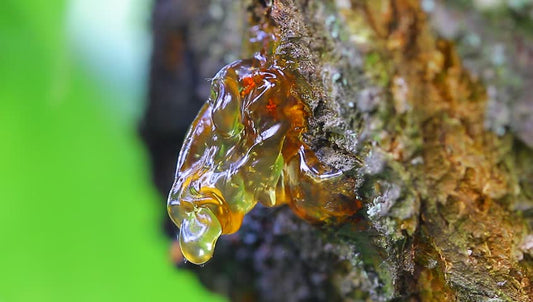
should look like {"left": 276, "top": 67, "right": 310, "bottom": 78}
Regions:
{"left": 142, "top": 0, "right": 533, "bottom": 300}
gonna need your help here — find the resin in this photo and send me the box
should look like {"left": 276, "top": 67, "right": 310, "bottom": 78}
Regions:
{"left": 167, "top": 56, "right": 360, "bottom": 264}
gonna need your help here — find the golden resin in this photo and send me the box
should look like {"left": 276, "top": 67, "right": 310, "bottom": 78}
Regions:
{"left": 167, "top": 57, "right": 360, "bottom": 264}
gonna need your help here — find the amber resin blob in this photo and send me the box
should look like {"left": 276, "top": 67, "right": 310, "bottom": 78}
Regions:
{"left": 167, "top": 56, "right": 360, "bottom": 264}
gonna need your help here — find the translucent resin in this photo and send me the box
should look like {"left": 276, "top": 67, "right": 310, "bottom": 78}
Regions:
{"left": 167, "top": 57, "right": 360, "bottom": 264}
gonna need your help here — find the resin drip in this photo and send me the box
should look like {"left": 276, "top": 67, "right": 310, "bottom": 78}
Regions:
{"left": 167, "top": 55, "right": 360, "bottom": 264}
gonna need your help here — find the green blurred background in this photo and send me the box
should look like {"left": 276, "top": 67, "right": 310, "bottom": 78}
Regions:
{"left": 0, "top": 1, "right": 224, "bottom": 301}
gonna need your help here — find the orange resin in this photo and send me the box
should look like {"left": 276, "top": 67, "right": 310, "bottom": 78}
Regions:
{"left": 167, "top": 57, "right": 360, "bottom": 264}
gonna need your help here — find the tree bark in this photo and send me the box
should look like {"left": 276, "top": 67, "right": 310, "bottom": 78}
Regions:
{"left": 141, "top": 0, "right": 533, "bottom": 300}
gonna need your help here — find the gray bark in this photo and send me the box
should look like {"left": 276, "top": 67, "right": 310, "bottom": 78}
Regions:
{"left": 141, "top": 0, "right": 533, "bottom": 300}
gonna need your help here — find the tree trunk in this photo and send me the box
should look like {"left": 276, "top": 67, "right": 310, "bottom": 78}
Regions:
{"left": 140, "top": 0, "right": 533, "bottom": 300}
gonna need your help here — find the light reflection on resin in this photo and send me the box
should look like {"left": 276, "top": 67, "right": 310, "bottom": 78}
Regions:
{"left": 167, "top": 56, "right": 360, "bottom": 265}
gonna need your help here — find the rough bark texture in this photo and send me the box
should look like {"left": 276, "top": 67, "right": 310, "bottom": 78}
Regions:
{"left": 140, "top": 0, "right": 533, "bottom": 301}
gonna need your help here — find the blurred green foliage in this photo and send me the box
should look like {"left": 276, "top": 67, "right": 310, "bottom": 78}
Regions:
{"left": 0, "top": 1, "right": 224, "bottom": 301}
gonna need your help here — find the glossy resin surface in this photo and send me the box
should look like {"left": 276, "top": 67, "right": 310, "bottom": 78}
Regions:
{"left": 167, "top": 56, "right": 360, "bottom": 264}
